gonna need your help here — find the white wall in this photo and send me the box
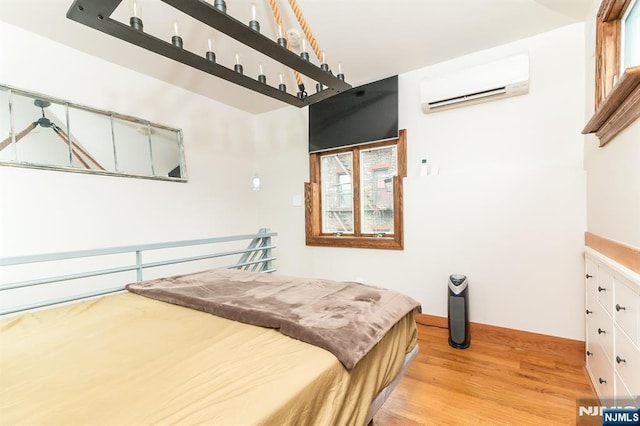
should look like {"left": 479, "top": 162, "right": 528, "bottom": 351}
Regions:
{"left": 585, "top": 123, "right": 640, "bottom": 247}
{"left": 583, "top": 0, "right": 640, "bottom": 248}
{"left": 0, "top": 22, "right": 262, "bottom": 307}
{"left": 0, "top": 21, "right": 263, "bottom": 254}
{"left": 255, "top": 24, "right": 587, "bottom": 340}
{"left": 0, "top": 20, "right": 593, "bottom": 340}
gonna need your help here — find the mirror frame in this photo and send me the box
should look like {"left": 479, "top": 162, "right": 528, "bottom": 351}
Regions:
{"left": 0, "top": 84, "right": 187, "bottom": 182}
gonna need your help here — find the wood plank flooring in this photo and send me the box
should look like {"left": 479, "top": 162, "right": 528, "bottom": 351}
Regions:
{"left": 373, "top": 321, "right": 596, "bottom": 425}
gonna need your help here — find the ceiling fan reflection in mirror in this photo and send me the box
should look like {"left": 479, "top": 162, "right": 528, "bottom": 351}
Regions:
{"left": 0, "top": 99, "right": 105, "bottom": 170}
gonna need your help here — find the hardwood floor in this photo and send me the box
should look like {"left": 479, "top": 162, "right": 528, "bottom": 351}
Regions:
{"left": 373, "top": 320, "right": 596, "bottom": 425}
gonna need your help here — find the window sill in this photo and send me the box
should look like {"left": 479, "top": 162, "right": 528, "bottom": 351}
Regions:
{"left": 305, "top": 234, "right": 403, "bottom": 250}
{"left": 583, "top": 66, "right": 640, "bottom": 146}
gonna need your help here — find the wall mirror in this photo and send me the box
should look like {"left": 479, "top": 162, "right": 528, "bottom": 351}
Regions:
{"left": 0, "top": 84, "right": 186, "bottom": 181}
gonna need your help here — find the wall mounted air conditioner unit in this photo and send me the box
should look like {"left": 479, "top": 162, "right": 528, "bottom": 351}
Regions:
{"left": 420, "top": 53, "right": 529, "bottom": 113}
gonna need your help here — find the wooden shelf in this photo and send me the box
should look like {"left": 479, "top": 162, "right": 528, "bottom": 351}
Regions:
{"left": 583, "top": 66, "right": 640, "bottom": 146}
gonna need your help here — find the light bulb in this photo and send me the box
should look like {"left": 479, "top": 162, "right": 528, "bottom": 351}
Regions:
{"left": 171, "top": 20, "right": 183, "bottom": 48}
{"left": 276, "top": 25, "right": 287, "bottom": 47}
{"left": 336, "top": 62, "right": 344, "bottom": 81}
{"left": 129, "top": 0, "right": 142, "bottom": 18}
{"left": 250, "top": 3, "right": 257, "bottom": 21}
{"left": 299, "top": 38, "right": 310, "bottom": 61}
{"left": 320, "top": 51, "right": 329, "bottom": 71}
{"left": 128, "top": 0, "right": 144, "bottom": 31}
{"left": 205, "top": 37, "right": 216, "bottom": 61}
{"left": 233, "top": 53, "right": 243, "bottom": 73}
{"left": 278, "top": 73, "right": 286, "bottom": 91}
{"left": 257, "top": 63, "right": 266, "bottom": 83}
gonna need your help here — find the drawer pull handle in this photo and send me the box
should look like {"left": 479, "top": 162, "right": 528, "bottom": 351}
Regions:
{"left": 586, "top": 274, "right": 593, "bottom": 279}
{"left": 615, "top": 304, "right": 626, "bottom": 312}
{"left": 586, "top": 350, "right": 593, "bottom": 356}
{"left": 586, "top": 309, "right": 593, "bottom": 314}
{"left": 597, "top": 286, "right": 606, "bottom": 292}
{"left": 598, "top": 378, "right": 607, "bottom": 384}
{"left": 597, "top": 328, "right": 606, "bottom": 334}
{"left": 616, "top": 356, "right": 626, "bottom": 364}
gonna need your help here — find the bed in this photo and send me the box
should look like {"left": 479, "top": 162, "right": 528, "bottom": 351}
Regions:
{"left": 0, "top": 264, "right": 418, "bottom": 425}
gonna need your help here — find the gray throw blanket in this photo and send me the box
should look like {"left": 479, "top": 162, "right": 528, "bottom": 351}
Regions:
{"left": 126, "top": 268, "right": 420, "bottom": 370}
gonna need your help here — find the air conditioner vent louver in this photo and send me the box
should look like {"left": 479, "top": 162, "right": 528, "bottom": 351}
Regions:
{"left": 428, "top": 87, "right": 507, "bottom": 109}
{"left": 420, "top": 54, "right": 529, "bottom": 113}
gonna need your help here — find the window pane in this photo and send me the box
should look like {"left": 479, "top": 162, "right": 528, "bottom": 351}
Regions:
{"left": 67, "top": 106, "right": 116, "bottom": 172}
{"left": 150, "top": 126, "right": 183, "bottom": 178}
{"left": 623, "top": 0, "right": 639, "bottom": 68}
{"left": 360, "top": 146, "right": 397, "bottom": 234}
{"left": 112, "top": 117, "right": 153, "bottom": 176}
{"left": 10, "top": 93, "right": 71, "bottom": 168}
{"left": 321, "top": 152, "right": 354, "bottom": 234}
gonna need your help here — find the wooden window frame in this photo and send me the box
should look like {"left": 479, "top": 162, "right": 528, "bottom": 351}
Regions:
{"left": 583, "top": 0, "right": 640, "bottom": 146}
{"left": 304, "top": 129, "right": 407, "bottom": 250}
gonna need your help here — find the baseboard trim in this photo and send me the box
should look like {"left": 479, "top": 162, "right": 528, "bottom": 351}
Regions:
{"left": 415, "top": 313, "right": 586, "bottom": 363}
{"left": 585, "top": 232, "right": 640, "bottom": 274}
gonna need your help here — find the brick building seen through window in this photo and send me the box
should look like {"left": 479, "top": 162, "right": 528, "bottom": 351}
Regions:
{"left": 305, "top": 130, "right": 407, "bottom": 250}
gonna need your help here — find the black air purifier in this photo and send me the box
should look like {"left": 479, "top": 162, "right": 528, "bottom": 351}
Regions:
{"left": 448, "top": 274, "right": 470, "bottom": 349}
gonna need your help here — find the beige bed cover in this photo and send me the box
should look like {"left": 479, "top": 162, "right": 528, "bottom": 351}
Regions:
{"left": 0, "top": 292, "right": 416, "bottom": 425}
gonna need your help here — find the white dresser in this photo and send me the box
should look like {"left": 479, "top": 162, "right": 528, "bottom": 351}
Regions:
{"left": 585, "top": 248, "right": 640, "bottom": 405}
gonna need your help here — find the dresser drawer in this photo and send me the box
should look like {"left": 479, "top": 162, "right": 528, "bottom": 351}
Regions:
{"left": 615, "top": 277, "right": 640, "bottom": 345}
{"left": 597, "top": 268, "right": 615, "bottom": 315}
{"left": 587, "top": 343, "right": 614, "bottom": 399}
{"left": 614, "top": 326, "right": 640, "bottom": 397}
{"left": 586, "top": 290, "right": 600, "bottom": 345}
{"left": 586, "top": 298, "right": 614, "bottom": 363}
{"left": 615, "top": 372, "right": 640, "bottom": 408}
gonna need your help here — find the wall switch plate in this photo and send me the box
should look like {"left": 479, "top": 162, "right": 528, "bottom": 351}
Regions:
{"left": 292, "top": 194, "right": 303, "bottom": 206}
{"left": 420, "top": 158, "right": 428, "bottom": 176}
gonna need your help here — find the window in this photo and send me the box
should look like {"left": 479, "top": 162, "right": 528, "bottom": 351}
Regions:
{"left": 305, "top": 129, "right": 406, "bottom": 250}
{"left": 583, "top": 0, "right": 640, "bottom": 146}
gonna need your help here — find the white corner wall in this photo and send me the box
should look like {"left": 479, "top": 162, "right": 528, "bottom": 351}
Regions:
{"left": 0, "top": 21, "right": 262, "bottom": 256}
{"left": 255, "top": 23, "right": 587, "bottom": 340}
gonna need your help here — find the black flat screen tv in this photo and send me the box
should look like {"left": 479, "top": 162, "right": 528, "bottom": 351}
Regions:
{"left": 308, "top": 75, "right": 398, "bottom": 153}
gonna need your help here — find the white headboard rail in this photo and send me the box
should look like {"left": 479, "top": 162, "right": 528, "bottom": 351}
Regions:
{"left": 0, "top": 228, "right": 277, "bottom": 316}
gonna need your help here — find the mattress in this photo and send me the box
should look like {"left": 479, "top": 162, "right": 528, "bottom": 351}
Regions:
{"left": 0, "top": 291, "right": 417, "bottom": 425}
